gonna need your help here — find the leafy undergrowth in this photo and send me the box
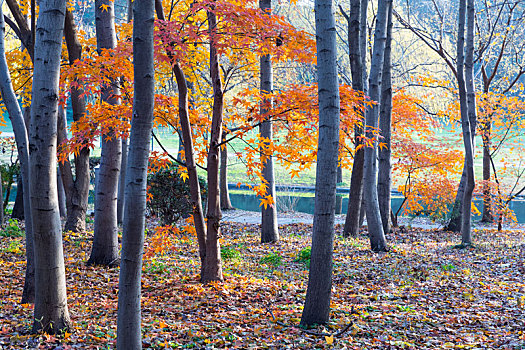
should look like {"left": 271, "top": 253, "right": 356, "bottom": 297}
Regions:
{"left": 1, "top": 220, "right": 525, "bottom": 349}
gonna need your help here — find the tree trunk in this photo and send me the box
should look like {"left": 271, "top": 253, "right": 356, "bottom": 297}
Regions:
{"left": 259, "top": 0, "right": 279, "bottom": 243}
{"left": 116, "top": 0, "right": 155, "bottom": 347}
{"left": 60, "top": 9, "right": 91, "bottom": 233}
{"left": 300, "top": 0, "right": 340, "bottom": 326}
{"left": 0, "top": 5, "right": 34, "bottom": 304}
{"left": 335, "top": 166, "right": 343, "bottom": 214}
{"left": 481, "top": 134, "right": 492, "bottom": 222}
{"left": 155, "top": 1, "right": 208, "bottom": 278}
{"left": 364, "top": 0, "right": 390, "bottom": 252}
{"left": 57, "top": 154, "right": 67, "bottom": 219}
{"left": 459, "top": 0, "right": 476, "bottom": 246}
{"left": 343, "top": 0, "right": 367, "bottom": 237}
{"left": 28, "top": 0, "right": 70, "bottom": 332}
{"left": 89, "top": 0, "right": 121, "bottom": 266}
{"left": 377, "top": 3, "right": 393, "bottom": 235}
{"left": 117, "top": 138, "right": 128, "bottom": 225}
{"left": 201, "top": 8, "right": 224, "bottom": 283}
{"left": 11, "top": 175, "right": 24, "bottom": 219}
{"left": 220, "top": 138, "right": 234, "bottom": 210}
{"left": 0, "top": 172, "right": 3, "bottom": 226}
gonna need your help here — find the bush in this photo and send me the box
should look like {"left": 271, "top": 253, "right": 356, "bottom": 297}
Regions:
{"left": 0, "top": 219, "right": 23, "bottom": 238}
{"left": 147, "top": 163, "right": 207, "bottom": 225}
{"left": 259, "top": 253, "right": 282, "bottom": 269}
{"left": 294, "top": 247, "right": 311, "bottom": 269}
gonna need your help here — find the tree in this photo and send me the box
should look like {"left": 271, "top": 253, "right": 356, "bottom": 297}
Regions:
{"left": 377, "top": 2, "right": 393, "bottom": 234}
{"left": 259, "top": 0, "right": 279, "bottom": 243}
{"left": 342, "top": 0, "right": 368, "bottom": 238}
{"left": 116, "top": 0, "right": 155, "bottom": 346}
{"left": 0, "top": 4, "right": 34, "bottom": 304}
{"left": 363, "top": 0, "right": 390, "bottom": 252}
{"left": 59, "top": 9, "right": 91, "bottom": 233}
{"left": 28, "top": 0, "right": 71, "bottom": 333}
{"left": 89, "top": 0, "right": 122, "bottom": 266}
{"left": 300, "top": 0, "right": 340, "bottom": 326}
{"left": 456, "top": 0, "right": 476, "bottom": 245}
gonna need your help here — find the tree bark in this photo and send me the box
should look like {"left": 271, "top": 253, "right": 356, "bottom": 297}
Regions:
{"left": 220, "top": 138, "right": 234, "bottom": 210}
{"left": 89, "top": 0, "right": 121, "bottom": 266}
{"left": 364, "top": 0, "right": 390, "bottom": 252}
{"left": 300, "top": 0, "right": 340, "bottom": 326}
{"left": 0, "top": 4, "right": 35, "bottom": 304}
{"left": 116, "top": 0, "right": 155, "bottom": 346}
{"left": 259, "top": 0, "right": 279, "bottom": 243}
{"left": 343, "top": 0, "right": 367, "bottom": 237}
{"left": 377, "top": 2, "right": 393, "bottom": 235}
{"left": 201, "top": 7, "right": 224, "bottom": 283}
{"left": 28, "top": 0, "right": 71, "bottom": 332}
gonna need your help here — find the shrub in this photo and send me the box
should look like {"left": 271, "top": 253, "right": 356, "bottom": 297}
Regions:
{"left": 259, "top": 253, "right": 282, "bottom": 268}
{"left": 221, "top": 247, "right": 241, "bottom": 261}
{"left": 0, "top": 219, "right": 23, "bottom": 238}
{"left": 147, "top": 163, "right": 207, "bottom": 225}
{"left": 294, "top": 247, "right": 311, "bottom": 269}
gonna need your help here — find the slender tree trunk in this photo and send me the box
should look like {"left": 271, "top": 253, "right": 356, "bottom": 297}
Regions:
{"left": 335, "top": 166, "right": 343, "bottom": 214}
{"left": 343, "top": 0, "right": 368, "bottom": 237}
{"left": 0, "top": 4, "right": 34, "bottom": 304}
{"left": 459, "top": 0, "right": 476, "bottom": 245}
{"left": 116, "top": 0, "right": 154, "bottom": 346}
{"left": 12, "top": 176, "right": 24, "bottom": 219}
{"left": 89, "top": 0, "right": 121, "bottom": 266}
{"left": 220, "top": 138, "right": 234, "bottom": 210}
{"left": 117, "top": 138, "right": 128, "bottom": 224}
{"left": 60, "top": 9, "right": 90, "bottom": 233}
{"left": 364, "top": 0, "right": 390, "bottom": 252}
{"left": 201, "top": 7, "right": 224, "bottom": 283}
{"left": 57, "top": 154, "right": 67, "bottom": 219}
{"left": 0, "top": 172, "right": 3, "bottom": 225}
{"left": 259, "top": 0, "right": 279, "bottom": 243}
{"left": 155, "top": 1, "right": 208, "bottom": 278}
{"left": 28, "top": 0, "right": 70, "bottom": 332}
{"left": 481, "top": 132, "right": 492, "bottom": 222}
{"left": 300, "top": 0, "right": 340, "bottom": 326}
{"left": 377, "top": 3, "right": 393, "bottom": 235}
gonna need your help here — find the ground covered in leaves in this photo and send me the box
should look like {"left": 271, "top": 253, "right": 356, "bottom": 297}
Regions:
{"left": 0, "top": 219, "right": 524, "bottom": 349}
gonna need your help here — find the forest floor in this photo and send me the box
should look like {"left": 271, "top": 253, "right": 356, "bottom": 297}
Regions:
{"left": 0, "top": 215, "right": 524, "bottom": 349}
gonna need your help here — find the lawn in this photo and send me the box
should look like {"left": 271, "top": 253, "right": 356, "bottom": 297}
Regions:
{"left": 1, "top": 219, "right": 524, "bottom": 348}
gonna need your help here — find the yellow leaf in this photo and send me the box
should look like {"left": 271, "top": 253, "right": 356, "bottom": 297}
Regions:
{"left": 325, "top": 335, "right": 334, "bottom": 345}
{"left": 99, "top": 3, "right": 110, "bottom": 12}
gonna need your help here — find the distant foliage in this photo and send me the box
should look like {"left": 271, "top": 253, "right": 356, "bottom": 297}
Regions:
{"left": 147, "top": 163, "right": 207, "bottom": 225}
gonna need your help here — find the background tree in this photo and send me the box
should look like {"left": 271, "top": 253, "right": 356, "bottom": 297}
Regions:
{"left": 363, "top": 0, "right": 390, "bottom": 252}
{"left": 89, "top": 0, "right": 122, "bottom": 266}
{"left": 259, "top": 0, "right": 279, "bottom": 243}
{"left": 300, "top": 0, "right": 340, "bottom": 326}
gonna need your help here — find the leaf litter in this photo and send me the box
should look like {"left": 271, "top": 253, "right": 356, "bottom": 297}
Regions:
{"left": 0, "top": 219, "right": 524, "bottom": 349}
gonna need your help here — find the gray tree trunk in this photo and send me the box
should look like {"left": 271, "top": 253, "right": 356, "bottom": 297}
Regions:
{"left": 0, "top": 6, "right": 35, "bottom": 304}
{"left": 377, "top": 2, "right": 393, "bottom": 234}
{"left": 457, "top": 0, "right": 476, "bottom": 245}
{"left": 89, "top": 0, "right": 121, "bottom": 266}
{"left": 300, "top": 0, "right": 340, "bottom": 326}
{"left": 259, "top": 0, "right": 279, "bottom": 243}
{"left": 116, "top": 0, "right": 154, "bottom": 347}
{"left": 364, "top": 0, "right": 390, "bottom": 252}
{"left": 60, "top": 8, "right": 91, "bottom": 234}
{"left": 202, "top": 7, "right": 224, "bottom": 283}
{"left": 28, "top": 0, "right": 70, "bottom": 332}
{"left": 343, "top": 0, "right": 368, "bottom": 237}
{"left": 117, "top": 138, "right": 128, "bottom": 224}
{"left": 220, "top": 139, "right": 234, "bottom": 210}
